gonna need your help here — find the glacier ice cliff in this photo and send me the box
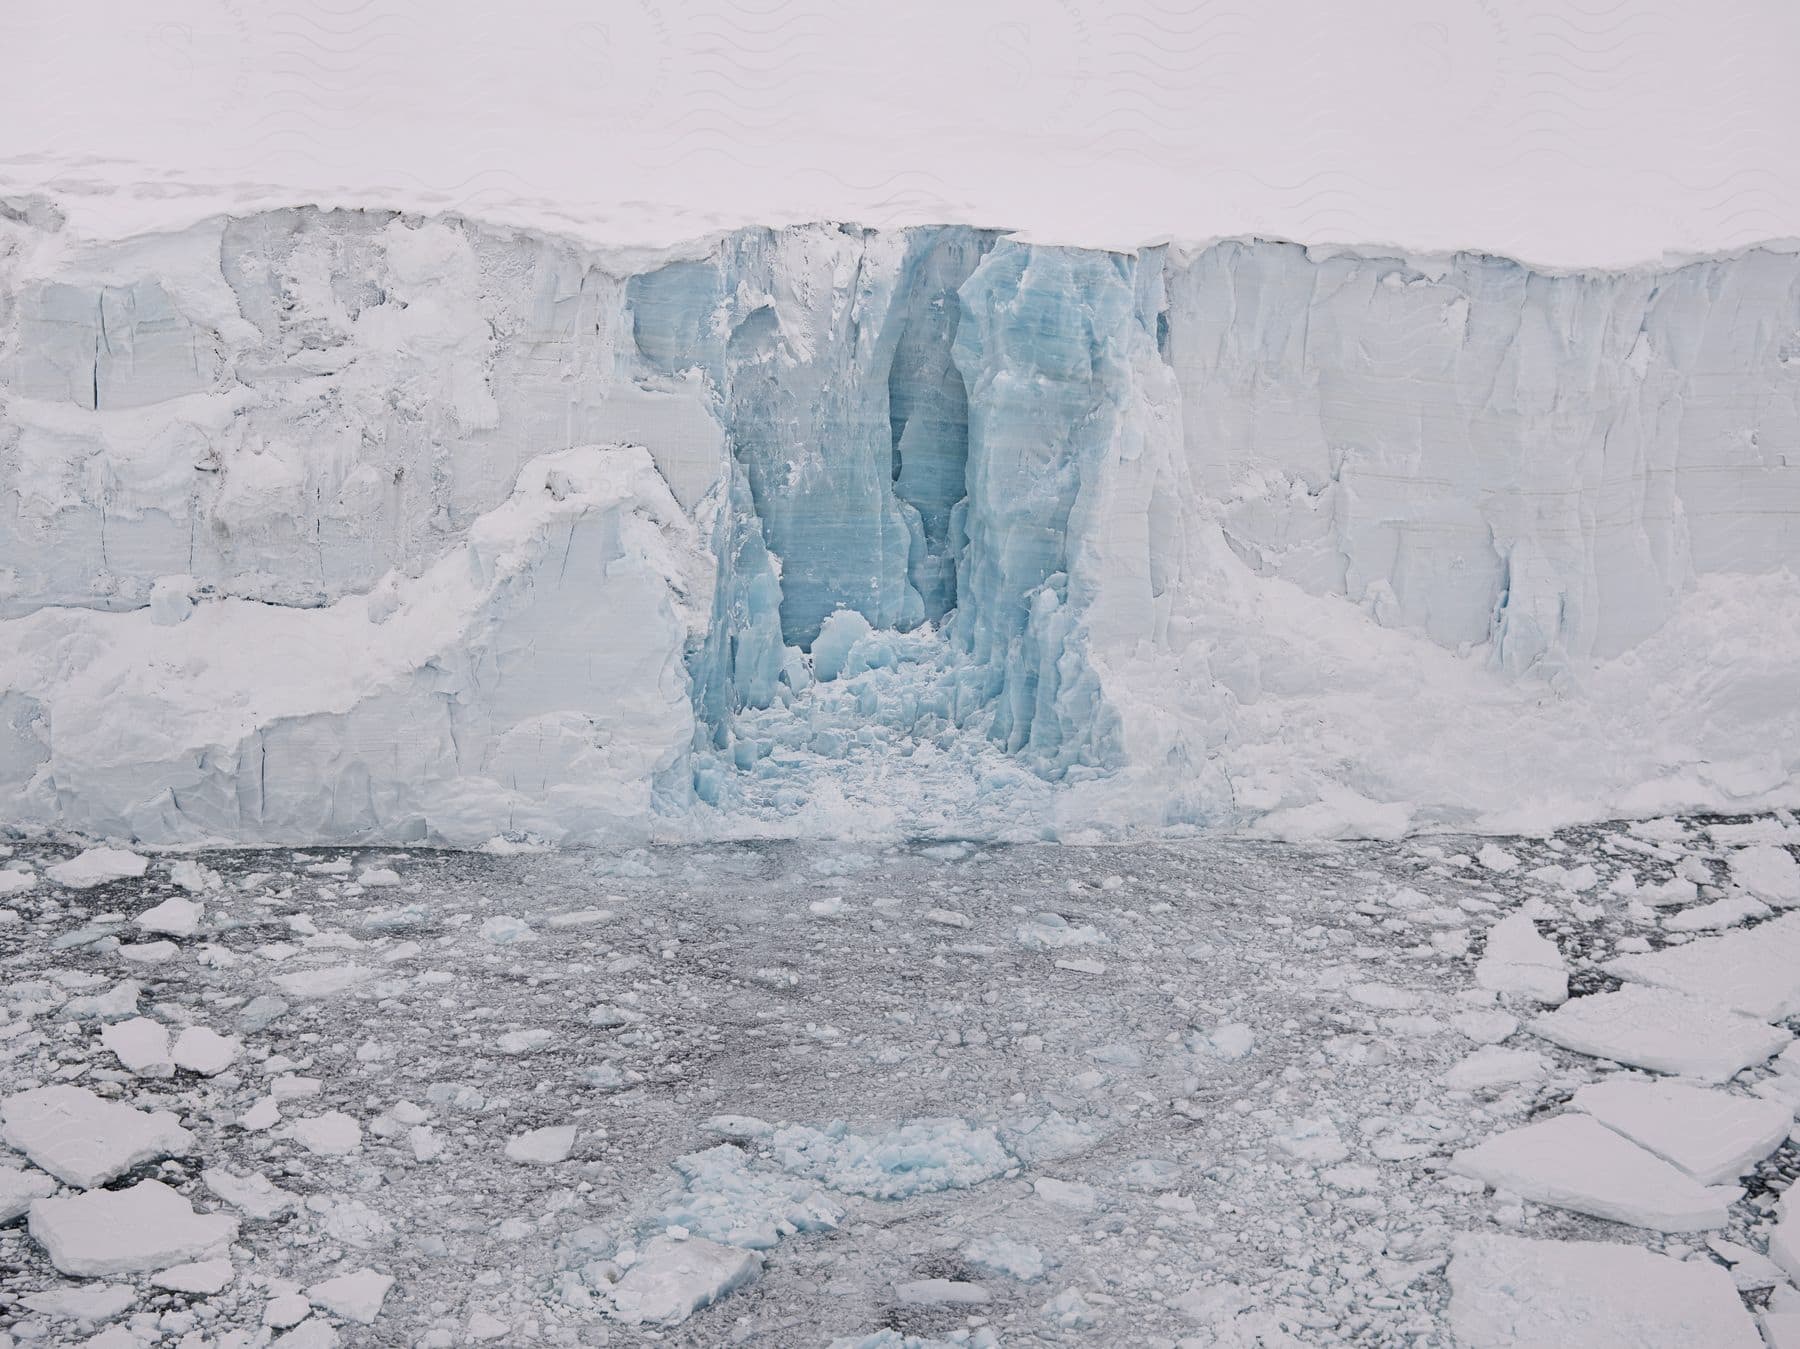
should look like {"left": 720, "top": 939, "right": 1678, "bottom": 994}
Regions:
{"left": 1, "top": 203, "right": 1798, "bottom": 844}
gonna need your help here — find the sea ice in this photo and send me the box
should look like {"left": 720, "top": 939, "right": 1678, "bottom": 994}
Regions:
{"left": 1448, "top": 1233, "right": 1761, "bottom": 1347}
{"left": 1531, "top": 984, "right": 1792, "bottom": 1082}
{"left": 1, "top": 1085, "right": 192, "bottom": 1187}
{"left": 307, "top": 1269, "right": 394, "bottom": 1323}
{"left": 153, "top": 1258, "right": 234, "bottom": 1293}
{"left": 1449, "top": 1113, "right": 1729, "bottom": 1231}
{"left": 0, "top": 1164, "right": 57, "bottom": 1222}
{"left": 1731, "top": 846, "right": 1800, "bottom": 904}
{"left": 29, "top": 1179, "right": 237, "bottom": 1275}
{"left": 46, "top": 849, "right": 149, "bottom": 889}
{"left": 605, "top": 1235, "right": 761, "bottom": 1326}
{"left": 290, "top": 1112, "right": 362, "bottom": 1156}
{"left": 1605, "top": 911, "right": 1800, "bottom": 1021}
{"left": 1474, "top": 914, "right": 1568, "bottom": 1004}
{"left": 135, "top": 896, "right": 202, "bottom": 937}
{"left": 1571, "top": 1077, "right": 1794, "bottom": 1183}
{"left": 505, "top": 1125, "right": 576, "bottom": 1164}
{"left": 172, "top": 1026, "right": 242, "bottom": 1075}
{"left": 100, "top": 1016, "right": 173, "bottom": 1076}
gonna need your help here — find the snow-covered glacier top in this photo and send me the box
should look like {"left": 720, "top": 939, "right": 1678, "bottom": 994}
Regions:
{"left": 4, "top": 0, "right": 1800, "bottom": 268}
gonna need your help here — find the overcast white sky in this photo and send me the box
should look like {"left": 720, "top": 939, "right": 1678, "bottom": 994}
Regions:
{"left": 4, "top": 0, "right": 1799, "bottom": 264}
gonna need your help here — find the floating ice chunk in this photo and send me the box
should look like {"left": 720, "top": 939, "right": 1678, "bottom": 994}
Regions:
{"left": 606, "top": 1234, "right": 761, "bottom": 1326}
{"left": 1571, "top": 1077, "right": 1793, "bottom": 1184}
{"left": 1451, "top": 1009, "right": 1519, "bottom": 1044}
{"left": 290, "top": 1112, "right": 362, "bottom": 1156}
{"left": 506, "top": 1125, "right": 576, "bottom": 1164}
{"left": 0, "top": 867, "right": 37, "bottom": 895}
{"left": 0, "top": 1164, "right": 57, "bottom": 1222}
{"left": 547, "top": 908, "right": 613, "bottom": 929}
{"left": 1475, "top": 913, "right": 1568, "bottom": 1004}
{"left": 29, "top": 1179, "right": 237, "bottom": 1275}
{"left": 172, "top": 1026, "right": 241, "bottom": 1075}
{"left": 307, "top": 1268, "right": 394, "bottom": 1323}
{"left": 963, "top": 1234, "right": 1046, "bottom": 1281}
{"left": 1440, "top": 1047, "right": 1548, "bottom": 1091}
{"left": 20, "top": 1281, "right": 135, "bottom": 1322}
{"left": 154, "top": 1258, "right": 234, "bottom": 1293}
{"left": 101, "top": 1016, "right": 173, "bottom": 1077}
{"left": 1638, "top": 875, "right": 1698, "bottom": 908}
{"left": 1001, "top": 1111, "right": 1099, "bottom": 1164}
{"left": 1, "top": 1085, "right": 191, "bottom": 1187}
{"left": 1665, "top": 894, "right": 1771, "bottom": 932}
{"left": 496, "top": 1028, "right": 555, "bottom": 1055}
{"left": 355, "top": 867, "right": 402, "bottom": 887}
{"left": 264, "top": 1292, "right": 312, "bottom": 1328}
{"left": 894, "top": 1278, "right": 990, "bottom": 1306}
{"left": 169, "top": 859, "right": 221, "bottom": 892}
{"left": 1273, "top": 1116, "right": 1349, "bottom": 1165}
{"left": 276, "top": 1321, "right": 342, "bottom": 1348}
{"left": 1448, "top": 1233, "right": 1760, "bottom": 1348}
{"left": 923, "top": 908, "right": 971, "bottom": 928}
{"left": 479, "top": 915, "right": 537, "bottom": 944}
{"left": 1531, "top": 984, "right": 1791, "bottom": 1082}
{"left": 273, "top": 965, "right": 374, "bottom": 997}
{"left": 202, "top": 1167, "right": 297, "bottom": 1219}
{"left": 769, "top": 1119, "right": 1014, "bottom": 1199}
{"left": 46, "top": 848, "right": 149, "bottom": 889}
{"left": 1449, "top": 1113, "right": 1728, "bottom": 1231}
{"left": 1604, "top": 912, "right": 1800, "bottom": 1021}
{"left": 239, "top": 1097, "right": 280, "bottom": 1131}
{"left": 1768, "top": 1192, "right": 1800, "bottom": 1283}
{"left": 118, "top": 940, "right": 178, "bottom": 964}
{"left": 1731, "top": 846, "right": 1800, "bottom": 904}
{"left": 1034, "top": 1177, "right": 1098, "bottom": 1211}
{"left": 1477, "top": 845, "right": 1519, "bottom": 874}
{"left": 1346, "top": 982, "right": 1420, "bottom": 1010}
{"left": 1015, "top": 913, "right": 1106, "bottom": 949}
{"left": 1204, "top": 1023, "right": 1256, "bottom": 1060}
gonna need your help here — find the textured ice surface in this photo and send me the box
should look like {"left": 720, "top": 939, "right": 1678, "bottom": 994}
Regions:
{"left": 1531, "top": 984, "right": 1793, "bottom": 1082}
{"left": 1448, "top": 1233, "right": 1762, "bottom": 1348}
{"left": 3, "top": 208, "right": 1800, "bottom": 843}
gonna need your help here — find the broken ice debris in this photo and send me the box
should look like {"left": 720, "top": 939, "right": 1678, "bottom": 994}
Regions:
{"left": 1448, "top": 1113, "right": 1728, "bottom": 1231}
{"left": 46, "top": 848, "right": 149, "bottom": 889}
{"left": 1448, "top": 1233, "right": 1761, "bottom": 1348}
{"left": 1, "top": 1085, "right": 192, "bottom": 1187}
{"left": 1530, "top": 984, "right": 1791, "bottom": 1082}
{"left": 1440, "top": 1046, "right": 1548, "bottom": 1091}
{"left": 1474, "top": 913, "right": 1568, "bottom": 1004}
{"left": 769, "top": 1119, "right": 1014, "bottom": 1198}
{"left": 29, "top": 1179, "right": 237, "bottom": 1275}
{"left": 1571, "top": 1076, "right": 1794, "bottom": 1184}
{"left": 605, "top": 1234, "right": 761, "bottom": 1326}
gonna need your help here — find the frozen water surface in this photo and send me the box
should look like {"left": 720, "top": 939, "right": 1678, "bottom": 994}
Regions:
{"left": 0, "top": 815, "right": 1797, "bottom": 1344}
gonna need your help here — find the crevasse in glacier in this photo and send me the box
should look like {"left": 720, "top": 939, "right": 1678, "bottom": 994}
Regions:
{"left": 1, "top": 203, "right": 1797, "bottom": 844}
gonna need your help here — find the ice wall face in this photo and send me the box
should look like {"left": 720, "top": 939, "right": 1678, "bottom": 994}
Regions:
{"left": 1, "top": 204, "right": 1798, "bottom": 844}
{"left": 1166, "top": 242, "right": 1800, "bottom": 675}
